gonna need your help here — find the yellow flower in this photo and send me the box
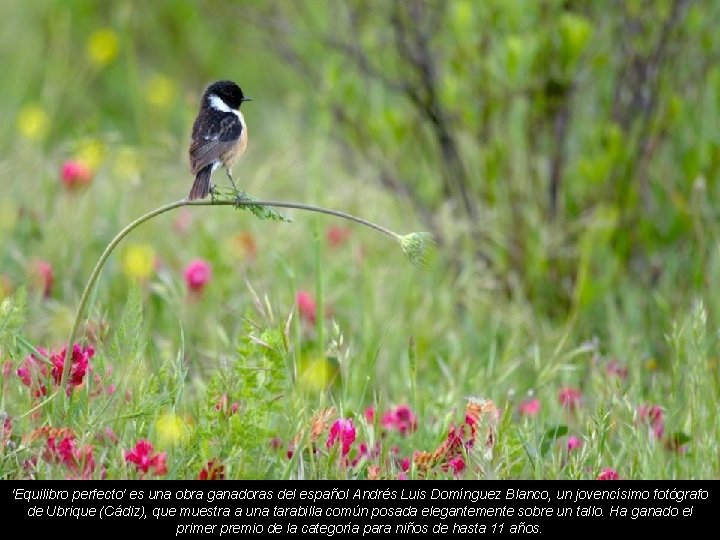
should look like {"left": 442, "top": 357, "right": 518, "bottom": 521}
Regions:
{"left": 17, "top": 104, "right": 50, "bottom": 141}
{"left": 298, "top": 356, "right": 340, "bottom": 392}
{"left": 645, "top": 358, "right": 658, "bottom": 371}
{"left": 0, "top": 200, "right": 18, "bottom": 233}
{"left": 113, "top": 146, "right": 140, "bottom": 184}
{"left": 121, "top": 243, "right": 156, "bottom": 281}
{"left": 156, "top": 412, "right": 189, "bottom": 447}
{"left": 144, "top": 74, "right": 176, "bottom": 107}
{"left": 75, "top": 138, "right": 105, "bottom": 171}
{"left": 86, "top": 28, "right": 119, "bottom": 67}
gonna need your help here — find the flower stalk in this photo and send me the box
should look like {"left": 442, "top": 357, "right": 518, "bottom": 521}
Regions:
{"left": 60, "top": 194, "right": 431, "bottom": 404}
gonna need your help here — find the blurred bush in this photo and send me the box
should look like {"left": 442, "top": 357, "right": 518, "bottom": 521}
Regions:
{"left": 244, "top": 0, "right": 720, "bottom": 323}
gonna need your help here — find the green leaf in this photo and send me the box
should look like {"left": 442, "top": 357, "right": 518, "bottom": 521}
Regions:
{"left": 559, "top": 13, "right": 592, "bottom": 70}
{"left": 669, "top": 432, "right": 691, "bottom": 446}
{"left": 110, "top": 281, "right": 145, "bottom": 364}
{"left": 539, "top": 425, "right": 569, "bottom": 456}
{"left": 0, "top": 288, "right": 27, "bottom": 347}
{"left": 234, "top": 191, "right": 292, "bottom": 223}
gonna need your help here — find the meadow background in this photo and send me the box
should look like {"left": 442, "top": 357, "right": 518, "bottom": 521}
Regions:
{"left": 1, "top": 0, "right": 719, "bottom": 479}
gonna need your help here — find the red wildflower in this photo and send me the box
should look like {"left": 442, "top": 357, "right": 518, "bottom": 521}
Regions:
{"left": 637, "top": 404, "right": 664, "bottom": 439}
{"left": 23, "top": 457, "right": 38, "bottom": 472}
{"left": 448, "top": 455, "right": 466, "bottom": 477}
{"left": 44, "top": 433, "right": 95, "bottom": 479}
{"left": 606, "top": 359, "right": 628, "bottom": 380}
{"left": 215, "top": 394, "right": 240, "bottom": 417}
{"left": 364, "top": 406, "right": 375, "bottom": 423}
{"left": 269, "top": 437, "right": 283, "bottom": 450}
{"left": 1, "top": 416, "right": 12, "bottom": 448}
{"left": 50, "top": 344, "right": 94, "bottom": 395}
{"left": 597, "top": 468, "right": 620, "bottom": 480}
{"left": 381, "top": 405, "right": 418, "bottom": 436}
{"left": 326, "top": 418, "right": 356, "bottom": 457}
{"left": 17, "top": 349, "right": 49, "bottom": 397}
{"left": 518, "top": 398, "right": 540, "bottom": 417}
{"left": 566, "top": 436, "right": 583, "bottom": 452}
{"left": 31, "top": 259, "right": 54, "bottom": 297}
{"left": 327, "top": 226, "right": 351, "bottom": 248}
{"left": 296, "top": 291, "right": 317, "bottom": 325}
{"left": 153, "top": 452, "right": 168, "bottom": 476}
{"left": 413, "top": 399, "right": 499, "bottom": 479}
{"left": 352, "top": 441, "right": 380, "bottom": 467}
{"left": 124, "top": 439, "right": 168, "bottom": 476}
{"left": 60, "top": 159, "right": 93, "bottom": 189}
{"left": 173, "top": 208, "right": 193, "bottom": 235}
{"left": 558, "top": 387, "right": 582, "bottom": 410}
{"left": 400, "top": 457, "right": 411, "bottom": 472}
{"left": 184, "top": 259, "right": 212, "bottom": 293}
{"left": 215, "top": 393, "right": 228, "bottom": 413}
{"left": 198, "top": 459, "right": 225, "bottom": 480}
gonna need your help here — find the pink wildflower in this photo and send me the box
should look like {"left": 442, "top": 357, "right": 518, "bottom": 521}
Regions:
{"left": 637, "top": 404, "right": 664, "bottom": 439}
{"left": 50, "top": 344, "right": 94, "bottom": 395}
{"left": 44, "top": 433, "right": 95, "bottom": 479}
{"left": 31, "top": 259, "right": 54, "bottom": 297}
{"left": 566, "top": 436, "right": 583, "bottom": 452}
{"left": 184, "top": 259, "right": 212, "bottom": 293}
{"left": 381, "top": 405, "right": 418, "bottom": 436}
{"left": 327, "top": 226, "right": 351, "bottom": 248}
{"left": 558, "top": 387, "right": 582, "bottom": 410}
{"left": 17, "top": 349, "right": 50, "bottom": 397}
{"left": 606, "top": 359, "right": 628, "bottom": 379}
{"left": 296, "top": 291, "right": 317, "bottom": 325}
{"left": 326, "top": 418, "right": 356, "bottom": 457}
{"left": 597, "top": 468, "right": 620, "bottom": 480}
{"left": 124, "top": 439, "right": 168, "bottom": 476}
{"left": 518, "top": 398, "right": 540, "bottom": 417}
{"left": 448, "top": 455, "right": 466, "bottom": 476}
{"left": 60, "top": 159, "right": 93, "bottom": 189}
{"left": 198, "top": 459, "right": 225, "bottom": 480}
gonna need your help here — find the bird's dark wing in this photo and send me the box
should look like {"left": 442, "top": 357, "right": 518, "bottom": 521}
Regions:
{"left": 189, "top": 112, "right": 243, "bottom": 174}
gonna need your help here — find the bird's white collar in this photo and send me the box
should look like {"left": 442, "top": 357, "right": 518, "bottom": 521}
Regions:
{"left": 208, "top": 94, "right": 241, "bottom": 120}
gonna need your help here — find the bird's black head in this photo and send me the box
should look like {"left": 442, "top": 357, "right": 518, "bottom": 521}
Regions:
{"left": 205, "top": 80, "right": 251, "bottom": 109}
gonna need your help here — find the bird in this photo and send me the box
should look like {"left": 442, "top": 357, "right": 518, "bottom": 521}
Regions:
{"left": 187, "top": 80, "right": 252, "bottom": 200}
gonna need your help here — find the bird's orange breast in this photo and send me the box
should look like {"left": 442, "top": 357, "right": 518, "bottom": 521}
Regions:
{"left": 221, "top": 114, "right": 248, "bottom": 168}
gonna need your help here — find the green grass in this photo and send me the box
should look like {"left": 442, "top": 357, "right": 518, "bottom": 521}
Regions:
{"left": 1, "top": 1, "right": 719, "bottom": 480}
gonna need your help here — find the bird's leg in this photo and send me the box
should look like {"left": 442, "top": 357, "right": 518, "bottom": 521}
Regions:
{"left": 225, "top": 169, "right": 240, "bottom": 197}
{"left": 209, "top": 183, "right": 217, "bottom": 203}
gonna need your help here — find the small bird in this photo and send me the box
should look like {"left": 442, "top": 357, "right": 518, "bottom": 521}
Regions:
{"left": 187, "top": 80, "right": 252, "bottom": 200}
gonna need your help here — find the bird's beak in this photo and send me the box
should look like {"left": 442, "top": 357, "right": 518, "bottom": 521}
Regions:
{"left": 241, "top": 97, "right": 253, "bottom": 102}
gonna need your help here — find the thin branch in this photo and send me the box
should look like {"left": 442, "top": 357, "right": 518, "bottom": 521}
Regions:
{"left": 59, "top": 196, "right": 431, "bottom": 407}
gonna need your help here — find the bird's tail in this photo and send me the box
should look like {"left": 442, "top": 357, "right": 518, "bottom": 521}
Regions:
{"left": 188, "top": 165, "right": 212, "bottom": 200}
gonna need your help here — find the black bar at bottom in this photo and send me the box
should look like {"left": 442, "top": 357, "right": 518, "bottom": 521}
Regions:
{"left": 2, "top": 480, "right": 715, "bottom": 536}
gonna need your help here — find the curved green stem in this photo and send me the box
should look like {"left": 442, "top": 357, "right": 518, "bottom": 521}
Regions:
{"left": 61, "top": 197, "right": 405, "bottom": 401}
